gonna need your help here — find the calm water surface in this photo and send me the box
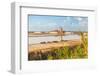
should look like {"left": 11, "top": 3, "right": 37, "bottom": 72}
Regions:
{"left": 29, "top": 34, "right": 80, "bottom": 44}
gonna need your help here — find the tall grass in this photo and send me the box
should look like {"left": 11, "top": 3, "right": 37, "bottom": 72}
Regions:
{"left": 47, "top": 32, "right": 88, "bottom": 60}
{"left": 47, "top": 45, "right": 87, "bottom": 60}
{"left": 80, "top": 32, "right": 88, "bottom": 56}
{"left": 28, "top": 32, "right": 88, "bottom": 60}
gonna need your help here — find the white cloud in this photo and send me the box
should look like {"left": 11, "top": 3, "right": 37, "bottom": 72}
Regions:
{"left": 76, "top": 17, "right": 83, "bottom": 21}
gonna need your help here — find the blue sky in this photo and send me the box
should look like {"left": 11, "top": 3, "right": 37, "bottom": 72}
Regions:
{"left": 28, "top": 15, "right": 88, "bottom": 32}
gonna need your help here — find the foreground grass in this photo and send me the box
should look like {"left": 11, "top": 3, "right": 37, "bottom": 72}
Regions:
{"left": 28, "top": 32, "right": 88, "bottom": 60}
{"left": 28, "top": 44, "right": 88, "bottom": 60}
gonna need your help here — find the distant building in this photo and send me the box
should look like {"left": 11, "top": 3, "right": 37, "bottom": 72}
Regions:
{"left": 65, "top": 32, "right": 72, "bottom": 35}
{"left": 34, "top": 32, "right": 41, "bottom": 34}
{"left": 49, "top": 31, "right": 57, "bottom": 34}
{"left": 49, "top": 30, "right": 59, "bottom": 34}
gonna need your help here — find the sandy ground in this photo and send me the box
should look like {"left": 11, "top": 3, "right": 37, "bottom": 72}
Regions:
{"left": 28, "top": 39, "right": 81, "bottom": 53}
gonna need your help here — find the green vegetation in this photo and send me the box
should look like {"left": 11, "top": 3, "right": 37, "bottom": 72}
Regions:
{"left": 28, "top": 32, "right": 88, "bottom": 60}
{"left": 80, "top": 32, "right": 88, "bottom": 56}
{"left": 47, "top": 45, "right": 87, "bottom": 60}
{"left": 28, "top": 45, "right": 88, "bottom": 60}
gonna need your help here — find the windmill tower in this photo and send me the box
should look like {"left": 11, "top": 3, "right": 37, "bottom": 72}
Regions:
{"left": 59, "top": 27, "right": 64, "bottom": 41}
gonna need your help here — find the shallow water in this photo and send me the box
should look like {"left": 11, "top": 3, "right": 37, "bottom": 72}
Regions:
{"left": 29, "top": 34, "right": 80, "bottom": 44}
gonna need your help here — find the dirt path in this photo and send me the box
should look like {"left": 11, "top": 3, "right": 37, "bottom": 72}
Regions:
{"left": 29, "top": 39, "right": 81, "bottom": 53}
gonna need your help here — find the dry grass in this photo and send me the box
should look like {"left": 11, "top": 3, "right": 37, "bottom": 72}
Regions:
{"left": 29, "top": 39, "right": 81, "bottom": 53}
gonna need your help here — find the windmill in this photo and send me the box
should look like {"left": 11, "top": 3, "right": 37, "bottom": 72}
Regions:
{"left": 58, "top": 26, "right": 64, "bottom": 41}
